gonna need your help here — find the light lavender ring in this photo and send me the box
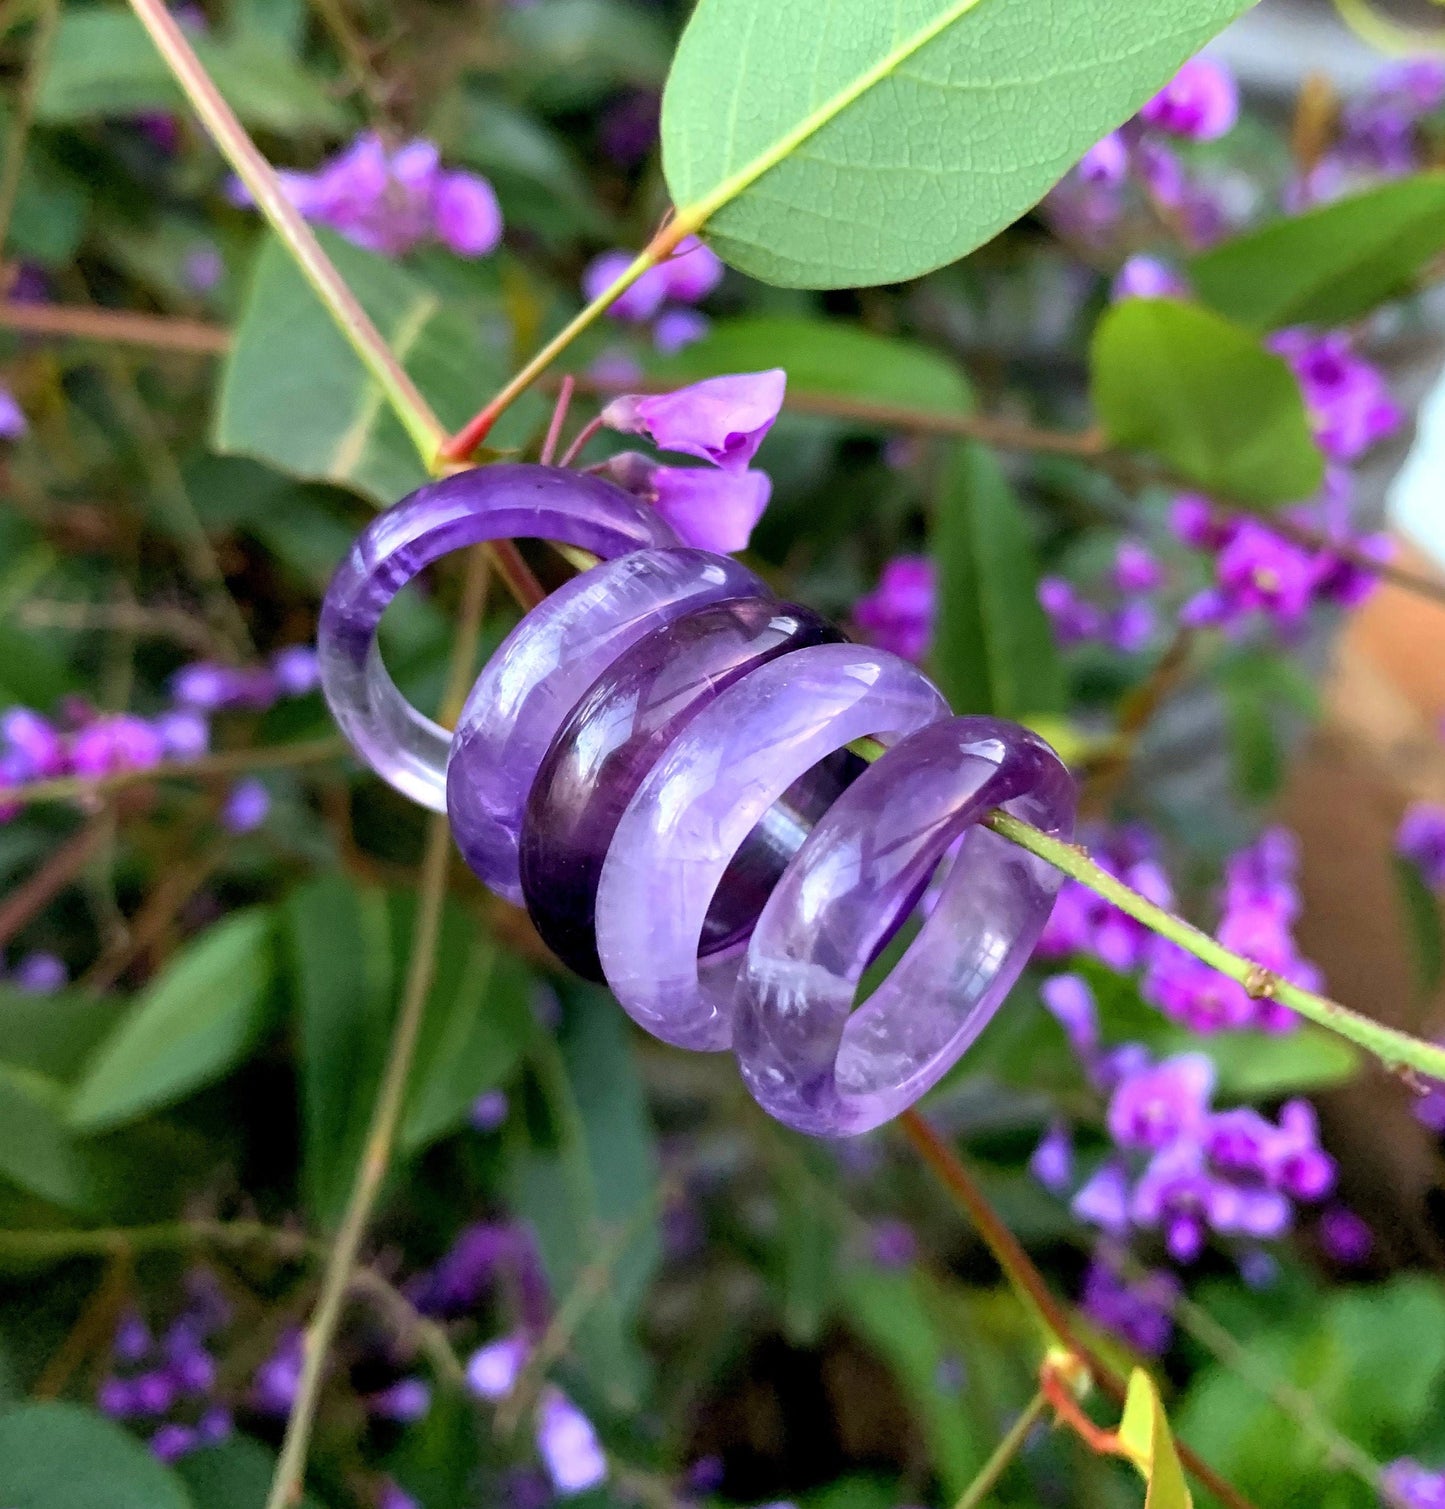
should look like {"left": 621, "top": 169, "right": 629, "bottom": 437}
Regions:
{"left": 593, "top": 644, "right": 949, "bottom": 1053}
{"left": 733, "top": 716, "right": 1076, "bottom": 1136}
{"left": 317, "top": 464, "right": 680, "bottom": 814}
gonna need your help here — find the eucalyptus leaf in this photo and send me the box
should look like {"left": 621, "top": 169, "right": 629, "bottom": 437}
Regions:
{"left": 661, "top": 0, "right": 1256, "bottom": 288}
{"left": 655, "top": 315, "right": 971, "bottom": 419}
{"left": 1191, "top": 174, "right": 1445, "bottom": 330}
{"left": 215, "top": 232, "right": 520, "bottom": 506}
{"left": 1091, "top": 298, "right": 1323, "bottom": 505}
{"left": 69, "top": 909, "right": 277, "bottom": 1133}
{"left": 933, "top": 441, "right": 1063, "bottom": 718}
{"left": 0, "top": 1403, "right": 195, "bottom": 1509}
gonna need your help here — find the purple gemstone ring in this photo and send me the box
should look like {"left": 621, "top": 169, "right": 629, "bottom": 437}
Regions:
{"left": 319, "top": 466, "right": 1078, "bottom": 1136}
{"left": 317, "top": 464, "right": 679, "bottom": 812}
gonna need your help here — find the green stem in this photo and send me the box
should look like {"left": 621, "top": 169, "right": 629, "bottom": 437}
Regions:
{"left": 985, "top": 809, "right": 1445, "bottom": 1082}
{"left": 263, "top": 550, "right": 489, "bottom": 1509}
{"left": 124, "top": 0, "right": 445, "bottom": 466}
{"left": 952, "top": 1390, "right": 1048, "bottom": 1509}
{"left": 0, "top": 0, "right": 57, "bottom": 259}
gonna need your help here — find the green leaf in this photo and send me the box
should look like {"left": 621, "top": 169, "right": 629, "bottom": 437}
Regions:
{"left": 1117, "top": 1369, "right": 1193, "bottom": 1509}
{"left": 0, "top": 106, "right": 86, "bottom": 266}
{"left": 661, "top": 0, "right": 1255, "bottom": 289}
{"left": 69, "top": 909, "right": 276, "bottom": 1133}
{"left": 284, "top": 877, "right": 394, "bottom": 1229}
{"left": 37, "top": 7, "right": 346, "bottom": 132}
{"left": 0, "top": 1065, "right": 97, "bottom": 1213}
{"left": 215, "top": 231, "right": 519, "bottom": 506}
{"left": 0, "top": 1402, "right": 194, "bottom": 1509}
{"left": 401, "top": 926, "right": 533, "bottom": 1155}
{"left": 0, "top": 986, "right": 125, "bottom": 1083}
{"left": 501, "top": 0, "right": 673, "bottom": 111}
{"left": 1191, "top": 174, "right": 1445, "bottom": 330}
{"left": 1187, "top": 1028, "right": 1359, "bottom": 1099}
{"left": 506, "top": 982, "right": 659, "bottom": 1410}
{"left": 1092, "top": 298, "right": 1323, "bottom": 505}
{"left": 655, "top": 315, "right": 971, "bottom": 419}
{"left": 933, "top": 441, "right": 1063, "bottom": 718}
{"left": 1395, "top": 856, "right": 1445, "bottom": 1000}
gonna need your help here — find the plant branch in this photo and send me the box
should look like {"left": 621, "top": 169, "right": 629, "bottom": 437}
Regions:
{"left": 0, "top": 735, "right": 348, "bottom": 809}
{"left": 0, "top": 0, "right": 58, "bottom": 258}
{"left": 952, "top": 1389, "right": 1048, "bottom": 1509}
{"left": 263, "top": 551, "right": 489, "bottom": 1509}
{"left": 984, "top": 810, "right": 1445, "bottom": 1081}
{"left": 0, "top": 820, "right": 107, "bottom": 949}
{"left": 895, "top": 1111, "right": 1256, "bottom": 1509}
{"left": 0, "top": 300, "right": 229, "bottom": 353}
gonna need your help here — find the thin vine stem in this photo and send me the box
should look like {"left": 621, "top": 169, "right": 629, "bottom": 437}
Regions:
{"left": 263, "top": 551, "right": 490, "bottom": 1509}
{"left": 984, "top": 810, "right": 1445, "bottom": 1082}
{"left": 896, "top": 1110, "right": 1258, "bottom": 1509}
{"left": 0, "top": 301, "right": 229, "bottom": 352}
{"left": 952, "top": 1389, "right": 1048, "bottom": 1509}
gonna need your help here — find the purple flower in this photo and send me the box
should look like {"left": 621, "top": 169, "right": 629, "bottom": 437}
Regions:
{"left": 1077, "top": 131, "right": 1129, "bottom": 186}
{"left": 1269, "top": 328, "right": 1402, "bottom": 463}
{"left": 657, "top": 235, "right": 724, "bottom": 303}
{"left": 432, "top": 171, "right": 503, "bottom": 257}
{"left": 171, "top": 662, "right": 276, "bottom": 712}
{"left": 1039, "top": 973, "right": 1099, "bottom": 1059}
{"left": 1214, "top": 521, "right": 1323, "bottom": 628}
{"left": 853, "top": 556, "right": 935, "bottom": 663}
{"left": 869, "top": 1219, "right": 917, "bottom": 1269}
{"left": 154, "top": 708, "right": 209, "bottom": 760}
{"left": 601, "top": 369, "right": 785, "bottom": 471}
{"left": 1111, "top": 540, "right": 1165, "bottom": 595}
{"left": 1139, "top": 56, "right": 1239, "bottom": 140}
{"left": 1130, "top": 1142, "right": 1228, "bottom": 1262}
{"left": 69, "top": 715, "right": 165, "bottom": 779}
{"left": 1204, "top": 1107, "right": 1277, "bottom": 1179}
{"left": 379, "top": 1482, "right": 422, "bottom": 1509}
{"left": 1398, "top": 803, "right": 1445, "bottom": 889}
{"left": 1383, "top": 1459, "right": 1445, "bottom": 1509}
{"left": 131, "top": 1370, "right": 179, "bottom": 1416}
{"left": 150, "top": 1422, "right": 197, "bottom": 1463}
{"left": 1029, "top": 1121, "right": 1074, "bottom": 1194}
{"left": 1266, "top": 1099, "right": 1336, "bottom": 1201}
{"left": 469, "top": 1088, "right": 509, "bottom": 1131}
{"left": 1319, "top": 1205, "right": 1373, "bottom": 1266}
{"left": 271, "top": 644, "right": 320, "bottom": 697}
{"left": 600, "top": 452, "right": 771, "bottom": 553}
{"left": 221, "top": 777, "right": 270, "bottom": 834}
{"left": 581, "top": 250, "right": 670, "bottom": 322}
{"left": 653, "top": 308, "right": 710, "bottom": 355}
{"left": 1107, "top": 1053, "right": 1214, "bottom": 1152}
{"left": 10, "top": 943, "right": 68, "bottom": 1023}
{"left": 467, "top": 1333, "right": 529, "bottom": 1401}
{"left": 1143, "top": 946, "right": 1255, "bottom": 1033}
{"left": 369, "top": 1377, "right": 432, "bottom": 1422}
{"left": 182, "top": 245, "right": 224, "bottom": 294}
{"left": 536, "top": 1390, "right": 608, "bottom": 1496}
{"left": 1109, "top": 600, "right": 1156, "bottom": 654}
{"left": 1134, "top": 139, "right": 1187, "bottom": 207}
{"left": 98, "top": 1377, "right": 138, "bottom": 1418}
{"left": 1110, "top": 255, "right": 1188, "bottom": 302}
{"left": 114, "top": 1309, "right": 152, "bottom": 1363}
{"left": 1038, "top": 577, "right": 1107, "bottom": 647}
{"left": 1072, "top": 1161, "right": 1132, "bottom": 1236}
{"left": 0, "top": 387, "right": 27, "bottom": 440}
{"left": 251, "top": 1328, "right": 304, "bottom": 1414}
{"left": 2, "top": 708, "right": 66, "bottom": 777}
{"left": 1080, "top": 1248, "right": 1179, "bottom": 1354}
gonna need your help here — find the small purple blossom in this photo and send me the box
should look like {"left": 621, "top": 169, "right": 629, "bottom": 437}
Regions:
{"left": 1383, "top": 1459, "right": 1445, "bottom": 1509}
{"left": 602, "top": 369, "right": 785, "bottom": 472}
{"left": 69, "top": 715, "right": 165, "bottom": 779}
{"left": 251, "top": 1328, "right": 304, "bottom": 1414}
{"left": 182, "top": 245, "right": 224, "bottom": 294}
{"left": 2, "top": 708, "right": 65, "bottom": 778}
{"left": 657, "top": 236, "right": 724, "bottom": 303}
{"left": 1111, "top": 541, "right": 1165, "bottom": 595}
{"left": 600, "top": 452, "right": 772, "bottom": 553}
{"left": 1269, "top": 328, "right": 1402, "bottom": 463}
{"left": 154, "top": 708, "right": 209, "bottom": 760}
{"left": 1040, "top": 973, "right": 1100, "bottom": 1060}
{"left": 271, "top": 644, "right": 320, "bottom": 697}
{"left": 1029, "top": 1121, "right": 1074, "bottom": 1194}
{"left": 1398, "top": 803, "right": 1445, "bottom": 890}
{"left": 1139, "top": 56, "right": 1239, "bottom": 141}
{"left": 369, "top": 1377, "right": 431, "bottom": 1423}
{"left": 1078, "top": 131, "right": 1129, "bottom": 186}
{"left": 853, "top": 556, "right": 935, "bottom": 663}
{"left": 1038, "top": 577, "right": 1107, "bottom": 647}
{"left": 432, "top": 171, "right": 504, "bottom": 257}
{"left": 1107, "top": 1053, "right": 1214, "bottom": 1153}
{"left": 150, "top": 1422, "right": 197, "bottom": 1463}
{"left": 1110, "top": 255, "right": 1188, "bottom": 302}
{"left": 1072, "top": 1161, "right": 1132, "bottom": 1236}
{"left": 0, "top": 387, "right": 27, "bottom": 440}
{"left": 1080, "top": 1247, "right": 1179, "bottom": 1354}
{"left": 469, "top": 1088, "right": 509, "bottom": 1131}
{"left": 581, "top": 251, "right": 670, "bottom": 322}
{"left": 467, "top": 1334, "right": 530, "bottom": 1401}
{"left": 221, "top": 777, "right": 270, "bottom": 834}
{"left": 1319, "top": 1205, "right": 1373, "bottom": 1266}
{"left": 653, "top": 308, "right": 710, "bottom": 355}
{"left": 12, "top": 952, "right": 66, "bottom": 993}
{"left": 536, "top": 1389, "right": 608, "bottom": 1496}
{"left": 869, "top": 1219, "right": 917, "bottom": 1269}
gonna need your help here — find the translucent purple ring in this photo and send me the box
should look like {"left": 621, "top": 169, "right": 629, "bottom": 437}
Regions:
{"left": 594, "top": 644, "right": 949, "bottom": 1052}
{"left": 732, "top": 716, "right": 1076, "bottom": 1135}
{"left": 317, "top": 463, "right": 679, "bottom": 812}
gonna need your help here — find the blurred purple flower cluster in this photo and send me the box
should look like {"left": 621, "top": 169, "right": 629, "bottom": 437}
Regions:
{"left": 1039, "top": 539, "right": 1165, "bottom": 654}
{"left": 1383, "top": 1458, "right": 1445, "bottom": 1509}
{"left": 1397, "top": 802, "right": 1445, "bottom": 891}
{"left": 0, "top": 645, "right": 317, "bottom": 829}
{"left": 598, "top": 370, "right": 785, "bottom": 553}
{"left": 1040, "top": 826, "right": 1320, "bottom": 1035}
{"left": 231, "top": 135, "right": 502, "bottom": 259}
{"left": 4, "top": 949, "right": 67, "bottom": 993}
{"left": 583, "top": 234, "right": 723, "bottom": 354}
{"left": 97, "top": 1270, "right": 233, "bottom": 1462}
